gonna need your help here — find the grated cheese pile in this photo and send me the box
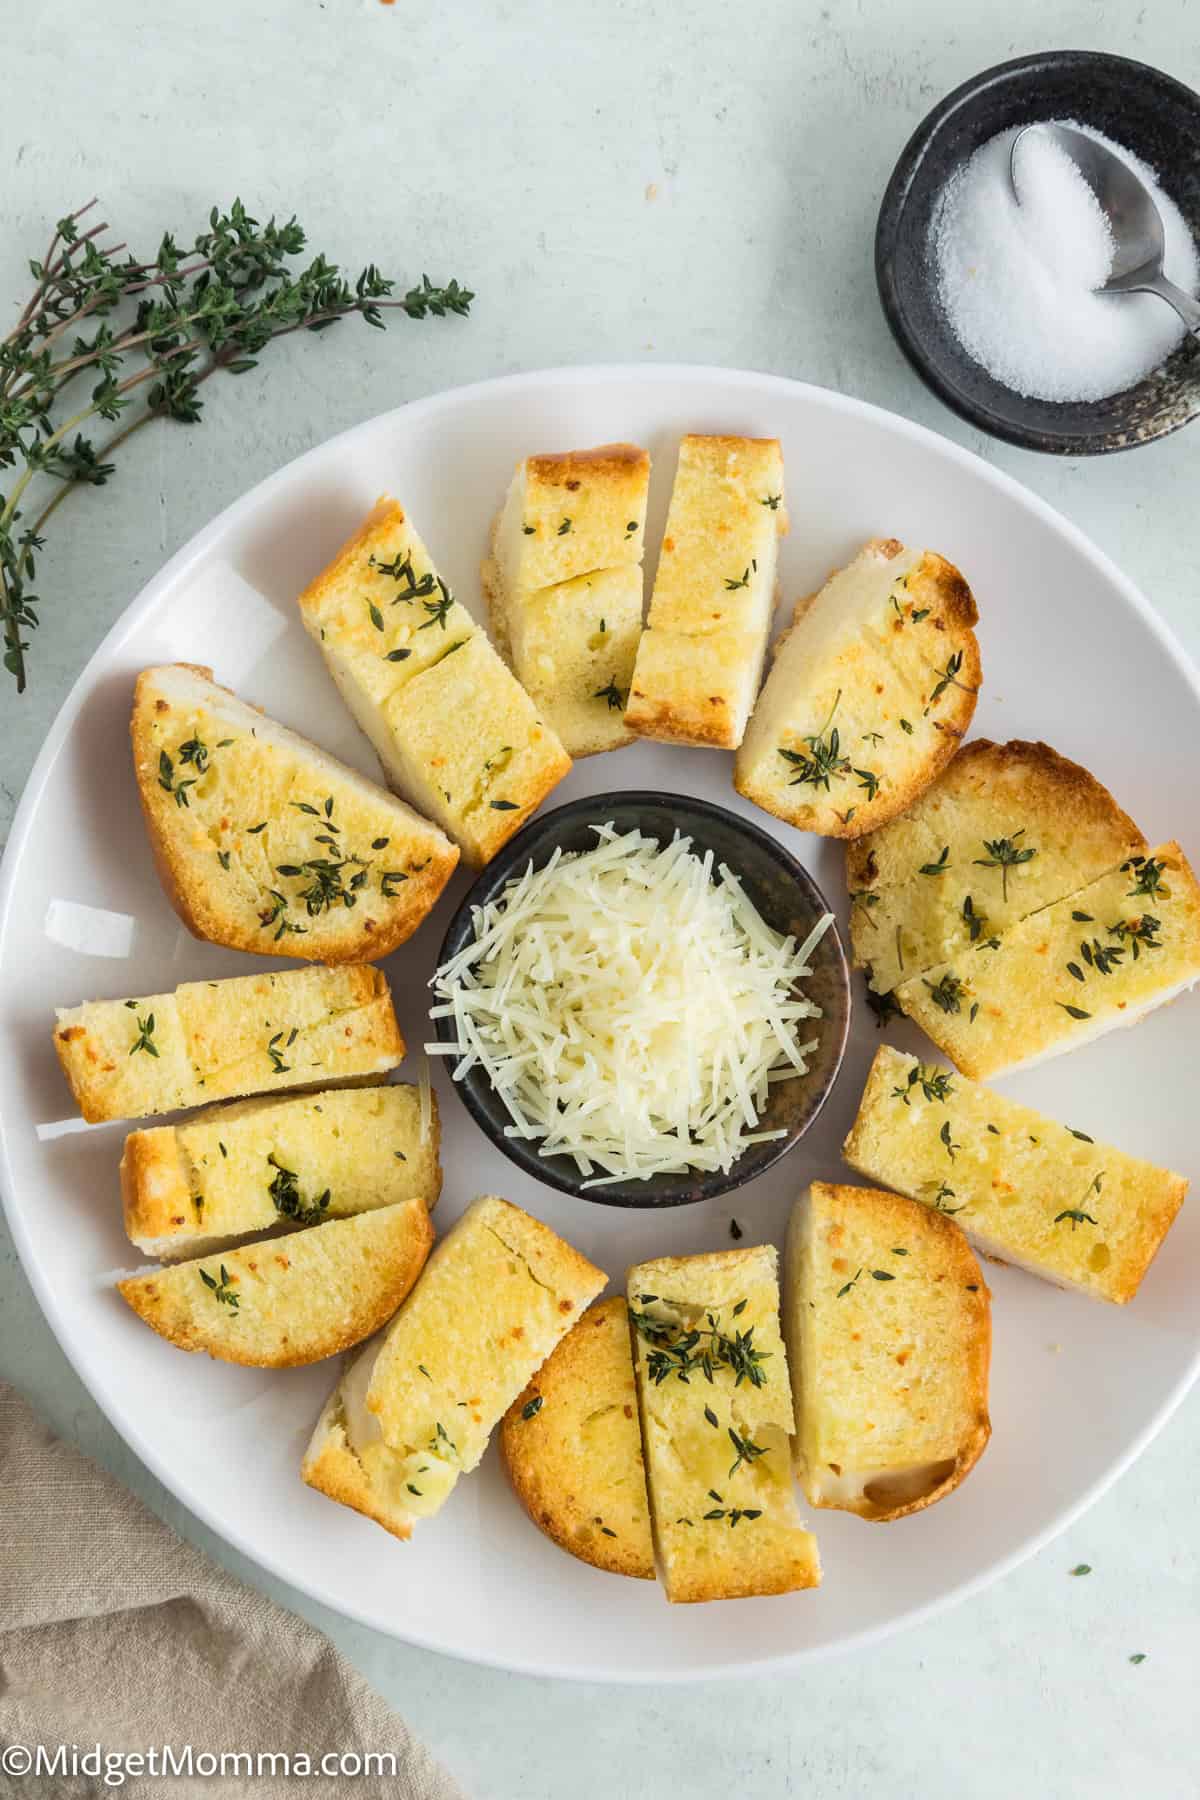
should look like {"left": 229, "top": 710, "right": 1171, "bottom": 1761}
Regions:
{"left": 426, "top": 824, "right": 833, "bottom": 1186}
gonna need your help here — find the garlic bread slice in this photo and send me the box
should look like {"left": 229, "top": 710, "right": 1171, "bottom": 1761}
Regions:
{"left": 54, "top": 963, "right": 403, "bottom": 1124}
{"left": 735, "top": 539, "right": 980, "bottom": 837}
{"left": 488, "top": 443, "right": 650, "bottom": 598}
{"left": 303, "top": 1196, "right": 605, "bottom": 1540}
{"left": 784, "top": 1182, "right": 990, "bottom": 1519}
{"left": 132, "top": 664, "right": 457, "bottom": 960}
{"left": 117, "top": 1197, "right": 433, "bottom": 1367}
{"left": 299, "top": 496, "right": 571, "bottom": 867}
{"left": 483, "top": 444, "right": 649, "bottom": 757}
{"left": 122, "top": 1082, "right": 440, "bottom": 1261}
{"left": 501, "top": 1297, "right": 654, "bottom": 1579}
{"left": 844, "top": 1046, "right": 1187, "bottom": 1304}
{"left": 847, "top": 739, "right": 1144, "bottom": 995}
{"left": 896, "top": 841, "right": 1200, "bottom": 1079}
{"left": 628, "top": 1245, "right": 819, "bottom": 1603}
{"left": 482, "top": 562, "right": 644, "bottom": 757}
{"left": 625, "top": 436, "right": 787, "bottom": 750}
{"left": 375, "top": 630, "right": 571, "bottom": 866}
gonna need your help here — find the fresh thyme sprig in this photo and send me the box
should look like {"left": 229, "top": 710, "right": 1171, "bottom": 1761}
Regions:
{"left": 630, "top": 1299, "right": 770, "bottom": 1389}
{"left": 974, "top": 830, "right": 1037, "bottom": 901}
{"left": 0, "top": 198, "right": 473, "bottom": 692}
{"left": 777, "top": 689, "right": 870, "bottom": 795}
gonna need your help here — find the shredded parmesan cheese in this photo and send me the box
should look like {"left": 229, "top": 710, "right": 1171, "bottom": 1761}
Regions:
{"left": 427, "top": 825, "right": 833, "bottom": 1185}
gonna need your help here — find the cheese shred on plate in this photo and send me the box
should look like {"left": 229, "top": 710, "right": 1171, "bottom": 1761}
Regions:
{"left": 426, "top": 825, "right": 833, "bottom": 1186}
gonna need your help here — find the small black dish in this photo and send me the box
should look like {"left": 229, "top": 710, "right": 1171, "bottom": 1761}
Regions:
{"left": 431, "top": 792, "right": 850, "bottom": 1208}
{"left": 876, "top": 49, "right": 1200, "bottom": 454}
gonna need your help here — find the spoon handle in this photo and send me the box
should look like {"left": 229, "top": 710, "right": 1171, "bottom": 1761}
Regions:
{"left": 1141, "top": 273, "right": 1200, "bottom": 338}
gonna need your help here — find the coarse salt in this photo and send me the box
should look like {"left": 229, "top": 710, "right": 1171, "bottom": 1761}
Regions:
{"left": 931, "top": 120, "right": 1199, "bottom": 402}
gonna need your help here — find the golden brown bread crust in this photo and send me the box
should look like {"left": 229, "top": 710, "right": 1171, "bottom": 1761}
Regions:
{"left": 296, "top": 497, "right": 405, "bottom": 623}
{"left": 846, "top": 737, "right": 1144, "bottom": 899}
{"left": 130, "top": 664, "right": 457, "bottom": 961}
{"left": 806, "top": 1184, "right": 991, "bottom": 1521}
{"left": 843, "top": 1045, "right": 1187, "bottom": 1305}
{"left": 120, "top": 1128, "right": 187, "bottom": 1245}
{"left": 734, "top": 542, "right": 980, "bottom": 839}
{"left": 117, "top": 1200, "right": 433, "bottom": 1368}
{"left": 54, "top": 965, "right": 405, "bottom": 1124}
{"left": 301, "top": 1401, "right": 414, "bottom": 1542}
{"left": 623, "top": 691, "right": 735, "bottom": 748}
{"left": 524, "top": 443, "right": 650, "bottom": 485}
{"left": 500, "top": 1298, "right": 654, "bottom": 1580}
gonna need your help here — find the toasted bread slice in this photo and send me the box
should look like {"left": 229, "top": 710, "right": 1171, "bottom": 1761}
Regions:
{"left": 500, "top": 1297, "right": 654, "bottom": 1580}
{"left": 117, "top": 1198, "right": 433, "bottom": 1367}
{"left": 896, "top": 842, "right": 1200, "bottom": 1079}
{"left": 489, "top": 444, "right": 651, "bottom": 596}
{"left": 846, "top": 739, "right": 1145, "bottom": 994}
{"left": 131, "top": 664, "right": 458, "bottom": 960}
{"left": 627, "top": 1245, "right": 819, "bottom": 1603}
{"left": 298, "top": 497, "right": 571, "bottom": 867}
{"left": 625, "top": 436, "right": 787, "bottom": 750}
{"left": 844, "top": 1046, "right": 1188, "bottom": 1304}
{"left": 735, "top": 539, "right": 980, "bottom": 837}
{"left": 483, "top": 444, "right": 650, "bottom": 758}
{"left": 302, "top": 1196, "right": 605, "bottom": 1540}
{"left": 374, "top": 630, "right": 571, "bottom": 866}
{"left": 54, "top": 964, "right": 403, "bottom": 1124}
{"left": 121, "top": 1083, "right": 440, "bottom": 1260}
{"left": 482, "top": 562, "right": 643, "bottom": 757}
{"left": 783, "top": 1182, "right": 990, "bottom": 1519}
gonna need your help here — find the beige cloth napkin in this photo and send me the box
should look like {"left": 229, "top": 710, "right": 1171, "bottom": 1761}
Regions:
{"left": 0, "top": 1382, "right": 467, "bottom": 1800}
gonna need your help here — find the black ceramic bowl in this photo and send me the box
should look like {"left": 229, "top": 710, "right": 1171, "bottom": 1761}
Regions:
{"left": 876, "top": 50, "right": 1200, "bottom": 453}
{"left": 431, "top": 792, "right": 850, "bottom": 1208}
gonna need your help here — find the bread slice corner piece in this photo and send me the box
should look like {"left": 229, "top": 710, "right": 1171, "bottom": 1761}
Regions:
{"left": 628, "top": 1244, "right": 819, "bottom": 1603}
{"left": 735, "top": 539, "right": 980, "bottom": 838}
{"left": 302, "top": 1196, "right": 606, "bottom": 1538}
{"left": 784, "top": 1181, "right": 991, "bottom": 1520}
{"left": 117, "top": 1198, "right": 433, "bottom": 1368}
{"left": 297, "top": 496, "right": 571, "bottom": 867}
{"left": 131, "top": 663, "right": 458, "bottom": 960}
{"left": 55, "top": 963, "right": 404, "bottom": 1125}
{"left": 489, "top": 442, "right": 650, "bottom": 599}
{"left": 846, "top": 738, "right": 1146, "bottom": 995}
{"left": 379, "top": 630, "right": 572, "bottom": 865}
{"left": 843, "top": 1045, "right": 1187, "bottom": 1304}
{"left": 482, "top": 559, "right": 643, "bottom": 758}
{"left": 121, "top": 1082, "right": 441, "bottom": 1261}
{"left": 624, "top": 435, "right": 786, "bottom": 751}
{"left": 500, "top": 1296, "right": 654, "bottom": 1579}
{"left": 896, "top": 840, "right": 1200, "bottom": 1080}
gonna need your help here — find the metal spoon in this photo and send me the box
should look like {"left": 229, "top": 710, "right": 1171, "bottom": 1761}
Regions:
{"left": 1010, "top": 122, "right": 1200, "bottom": 335}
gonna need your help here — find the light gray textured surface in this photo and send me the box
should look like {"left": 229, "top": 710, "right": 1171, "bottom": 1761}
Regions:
{"left": 1, "top": 2, "right": 1198, "bottom": 1794}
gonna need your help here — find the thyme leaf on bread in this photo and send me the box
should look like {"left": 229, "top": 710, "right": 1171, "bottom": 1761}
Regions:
{"left": 128, "top": 1009, "right": 159, "bottom": 1057}
{"left": 974, "top": 830, "right": 1037, "bottom": 901}
{"left": 924, "top": 971, "right": 967, "bottom": 1014}
{"left": 778, "top": 690, "right": 851, "bottom": 792}
{"left": 1124, "top": 855, "right": 1168, "bottom": 898}
{"left": 199, "top": 1263, "right": 239, "bottom": 1309}
{"left": 267, "top": 1154, "right": 331, "bottom": 1225}
{"left": 0, "top": 198, "right": 473, "bottom": 692}
{"left": 630, "top": 1303, "right": 770, "bottom": 1389}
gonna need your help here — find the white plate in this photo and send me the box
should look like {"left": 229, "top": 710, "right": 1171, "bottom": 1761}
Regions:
{"left": 2, "top": 365, "right": 1198, "bottom": 1682}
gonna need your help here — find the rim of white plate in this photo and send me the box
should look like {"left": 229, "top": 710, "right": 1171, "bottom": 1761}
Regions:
{"left": 2, "top": 363, "right": 1199, "bottom": 1682}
